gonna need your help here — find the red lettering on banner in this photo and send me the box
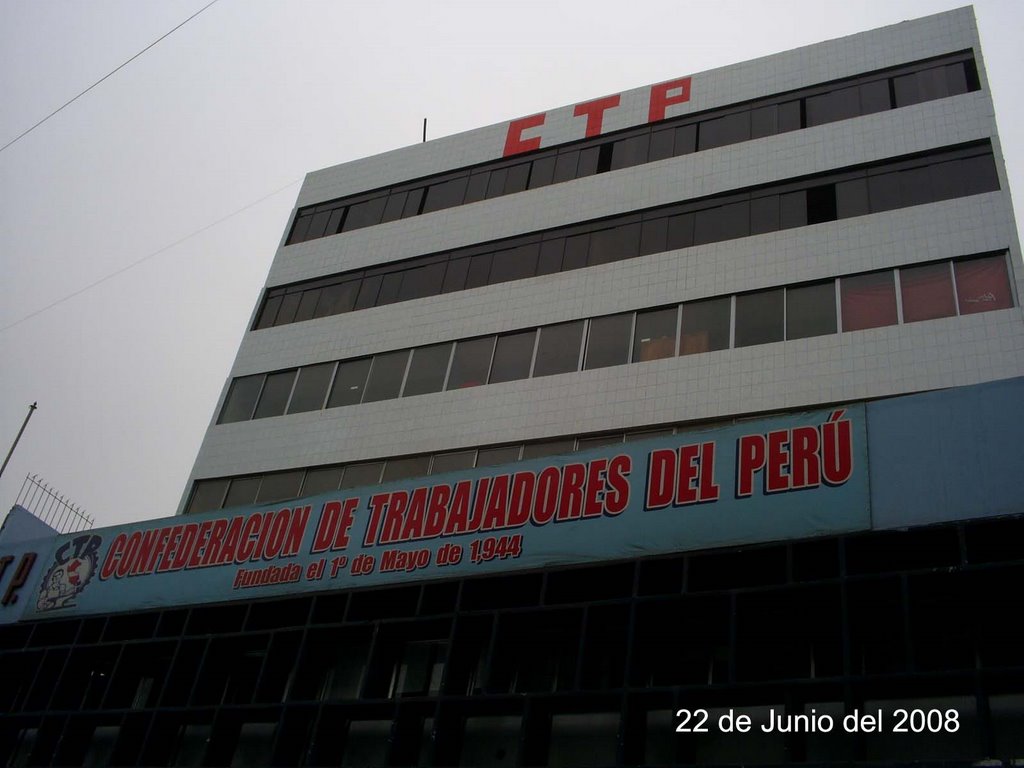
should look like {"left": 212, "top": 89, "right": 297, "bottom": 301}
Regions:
{"left": 444, "top": 481, "right": 473, "bottom": 536}
{"left": 584, "top": 459, "right": 607, "bottom": 517}
{"left": 822, "top": 410, "right": 854, "bottom": 485}
{"left": 573, "top": 94, "right": 621, "bottom": 137}
{"left": 380, "top": 491, "right": 410, "bottom": 544}
{"left": 424, "top": 485, "right": 451, "bottom": 538}
{"left": 648, "top": 77, "right": 692, "bottom": 122}
{"left": 101, "top": 534, "right": 126, "bottom": 580}
{"left": 605, "top": 455, "right": 632, "bottom": 514}
{"left": 400, "top": 488, "right": 429, "bottom": 542}
{"left": 311, "top": 499, "right": 358, "bottom": 553}
{"left": 737, "top": 434, "right": 767, "bottom": 498}
{"left": 364, "top": 494, "right": 389, "bottom": 547}
{"left": 503, "top": 113, "right": 546, "bottom": 157}
{"left": 170, "top": 524, "right": 199, "bottom": 570}
{"left": 237, "top": 514, "right": 263, "bottom": 562}
{"left": 766, "top": 430, "right": 791, "bottom": 494}
{"left": 189, "top": 521, "right": 213, "bottom": 568}
{"left": 533, "top": 466, "right": 561, "bottom": 524}
{"left": 557, "top": 463, "right": 587, "bottom": 521}
{"left": 481, "top": 474, "right": 510, "bottom": 531}
{"left": 507, "top": 472, "right": 535, "bottom": 527}
{"left": 698, "top": 443, "right": 720, "bottom": 502}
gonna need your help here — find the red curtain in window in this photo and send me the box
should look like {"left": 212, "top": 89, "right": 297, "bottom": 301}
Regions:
{"left": 955, "top": 256, "right": 1014, "bottom": 315}
{"left": 841, "top": 272, "right": 898, "bottom": 331}
{"left": 900, "top": 263, "right": 956, "bottom": 322}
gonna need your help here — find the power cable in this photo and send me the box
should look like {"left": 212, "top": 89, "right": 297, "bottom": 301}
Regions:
{"left": 0, "top": 0, "right": 221, "bottom": 155}
{"left": 0, "top": 177, "right": 302, "bottom": 333}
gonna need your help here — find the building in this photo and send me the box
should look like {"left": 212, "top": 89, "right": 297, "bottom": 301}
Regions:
{"left": 2, "top": 7, "right": 1024, "bottom": 766}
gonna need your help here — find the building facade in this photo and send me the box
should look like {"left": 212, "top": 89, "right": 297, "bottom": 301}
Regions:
{"left": 2, "top": 7, "right": 1024, "bottom": 766}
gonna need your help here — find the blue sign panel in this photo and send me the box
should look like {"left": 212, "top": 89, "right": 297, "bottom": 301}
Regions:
{"left": 11, "top": 405, "right": 868, "bottom": 622}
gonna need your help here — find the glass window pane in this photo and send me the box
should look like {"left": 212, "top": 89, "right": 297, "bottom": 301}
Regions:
{"left": 694, "top": 201, "right": 749, "bottom": 245}
{"left": 224, "top": 477, "right": 260, "bottom": 509}
{"left": 633, "top": 307, "right": 677, "bottom": 362}
{"left": 860, "top": 80, "right": 891, "bottom": 115}
{"left": 465, "top": 253, "right": 492, "bottom": 289}
{"left": 342, "top": 197, "right": 387, "bottom": 231}
{"left": 900, "top": 263, "right": 956, "bottom": 323}
{"left": 254, "top": 370, "right": 297, "bottom": 419}
{"left": 673, "top": 124, "right": 697, "bottom": 155}
{"left": 403, "top": 343, "right": 453, "bottom": 397}
{"left": 585, "top": 313, "right": 633, "bottom": 370}
{"left": 534, "top": 321, "right": 584, "bottom": 377}
{"left": 275, "top": 293, "right": 301, "bottom": 326}
{"left": 576, "top": 146, "right": 600, "bottom": 177}
{"left": 256, "top": 470, "right": 304, "bottom": 503}
{"left": 381, "top": 191, "right": 408, "bottom": 223}
{"left": 442, "top": 258, "right": 469, "bottom": 293}
{"left": 735, "top": 289, "right": 785, "bottom": 347}
{"left": 447, "top": 337, "right": 495, "bottom": 390}
{"left": 750, "top": 105, "right": 777, "bottom": 139}
{"left": 836, "top": 178, "right": 870, "bottom": 219}
{"left": 680, "top": 297, "right": 731, "bottom": 355}
{"left": 807, "top": 184, "right": 837, "bottom": 224}
{"left": 537, "top": 239, "right": 564, "bottom": 275}
{"left": 219, "top": 375, "right": 264, "bottom": 424}
{"left": 577, "top": 434, "right": 623, "bottom": 450}
{"left": 777, "top": 101, "right": 801, "bottom": 133}
{"left": 430, "top": 451, "right": 476, "bottom": 475}
{"left": 587, "top": 228, "right": 618, "bottom": 266}
{"left": 610, "top": 134, "right": 649, "bottom": 170}
{"left": 900, "top": 166, "right": 932, "bottom": 207}
{"left": 287, "top": 362, "right": 335, "bottom": 414}
{"left": 486, "top": 168, "right": 507, "bottom": 199}
{"left": 840, "top": 271, "right": 898, "bottom": 331}
{"left": 341, "top": 463, "right": 384, "bottom": 490}
{"left": 750, "top": 196, "right": 780, "bottom": 235}
{"left": 476, "top": 446, "right": 521, "bottom": 467}
{"left": 398, "top": 262, "right": 447, "bottom": 301}
{"left": 328, "top": 358, "right": 372, "bottom": 407}
{"left": 490, "top": 243, "right": 539, "bottom": 283}
{"left": 382, "top": 456, "right": 431, "bottom": 483}
{"left": 868, "top": 172, "right": 902, "bottom": 212}
{"left": 562, "top": 233, "right": 590, "bottom": 270}
{"left": 422, "top": 177, "right": 468, "bottom": 213}
{"left": 955, "top": 256, "right": 1014, "bottom": 315}
{"left": 625, "top": 429, "right": 673, "bottom": 442}
{"left": 639, "top": 218, "right": 668, "bottom": 256}
{"left": 699, "top": 111, "right": 750, "bottom": 150}
{"left": 354, "top": 275, "right": 382, "bottom": 310}
{"left": 402, "top": 188, "right": 424, "bottom": 217}
{"left": 528, "top": 155, "right": 556, "bottom": 189}
{"left": 376, "top": 272, "right": 403, "bottom": 306}
{"left": 960, "top": 154, "right": 1000, "bottom": 195}
{"left": 806, "top": 86, "right": 860, "bottom": 126}
{"left": 464, "top": 172, "right": 490, "bottom": 204}
{"left": 505, "top": 163, "right": 531, "bottom": 194}
{"left": 945, "top": 62, "right": 969, "bottom": 96}
{"left": 490, "top": 331, "right": 536, "bottom": 384}
{"left": 666, "top": 213, "right": 694, "bottom": 250}
{"left": 187, "top": 480, "right": 229, "bottom": 514}
{"left": 649, "top": 129, "right": 675, "bottom": 161}
{"left": 306, "top": 210, "right": 332, "bottom": 240}
{"left": 780, "top": 190, "right": 808, "bottom": 228}
{"left": 363, "top": 350, "right": 410, "bottom": 403}
{"left": 552, "top": 151, "right": 579, "bottom": 183}
{"left": 255, "top": 294, "right": 282, "bottom": 330}
{"left": 893, "top": 72, "right": 922, "bottom": 107}
{"left": 288, "top": 213, "right": 314, "bottom": 245}
{"left": 302, "top": 467, "right": 344, "bottom": 496}
{"left": 522, "top": 439, "right": 575, "bottom": 460}
{"left": 314, "top": 281, "right": 359, "bottom": 318}
{"left": 786, "top": 282, "right": 837, "bottom": 340}
{"left": 294, "top": 290, "right": 320, "bottom": 323}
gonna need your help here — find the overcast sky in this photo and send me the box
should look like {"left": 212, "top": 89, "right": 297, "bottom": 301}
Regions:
{"left": 1, "top": 0, "right": 1022, "bottom": 529}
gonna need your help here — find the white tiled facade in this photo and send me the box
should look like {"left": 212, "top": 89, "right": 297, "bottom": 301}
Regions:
{"left": 178, "top": 7, "right": 1024, "bottom": 512}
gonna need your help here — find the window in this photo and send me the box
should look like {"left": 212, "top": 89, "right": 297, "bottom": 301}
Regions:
{"left": 313, "top": 281, "right": 359, "bottom": 318}
{"left": 900, "top": 263, "right": 956, "bottom": 322}
{"left": 841, "top": 271, "right": 898, "bottom": 331}
{"left": 256, "top": 471, "right": 304, "bottom": 504}
{"left": 253, "top": 370, "right": 297, "bottom": 419}
{"left": 403, "top": 343, "right": 453, "bottom": 397}
{"left": 422, "top": 176, "right": 468, "bottom": 213}
{"left": 363, "top": 351, "right": 410, "bottom": 403}
{"left": 786, "top": 282, "right": 837, "bottom": 339}
{"left": 522, "top": 439, "right": 576, "bottom": 460}
{"left": 585, "top": 313, "right": 633, "bottom": 370}
{"left": 489, "top": 331, "right": 536, "bottom": 384}
{"left": 699, "top": 111, "right": 750, "bottom": 150}
{"left": 188, "top": 479, "right": 229, "bottom": 514}
{"left": 302, "top": 467, "right": 344, "bottom": 496}
{"left": 341, "top": 197, "right": 386, "bottom": 231}
{"left": 224, "top": 477, "right": 261, "bottom": 509}
{"left": 430, "top": 451, "right": 476, "bottom": 474}
{"left": 735, "top": 289, "right": 785, "bottom": 347}
{"left": 633, "top": 307, "right": 677, "bottom": 362}
{"left": 680, "top": 297, "right": 730, "bottom": 355}
{"left": 327, "top": 358, "right": 372, "bottom": 407}
{"left": 397, "top": 262, "right": 446, "bottom": 301}
{"left": 382, "top": 456, "right": 432, "bottom": 483}
{"left": 219, "top": 375, "right": 263, "bottom": 424}
{"left": 694, "top": 201, "right": 749, "bottom": 245}
{"left": 490, "top": 243, "right": 539, "bottom": 283}
{"left": 534, "top": 322, "right": 584, "bottom": 377}
{"left": 477, "top": 446, "right": 522, "bottom": 467}
{"left": 954, "top": 255, "right": 1014, "bottom": 314}
{"left": 447, "top": 337, "right": 495, "bottom": 389}
{"left": 287, "top": 363, "right": 335, "bottom": 414}
{"left": 341, "top": 463, "right": 384, "bottom": 490}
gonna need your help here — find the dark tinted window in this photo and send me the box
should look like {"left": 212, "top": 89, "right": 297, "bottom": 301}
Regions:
{"left": 224, "top": 477, "right": 260, "bottom": 509}
{"left": 806, "top": 85, "right": 860, "bottom": 126}
{"left": 489, "top": 331, "right": 536, "bottom": 384}
{"left": 841, "top": 271, "right": 898, "bottom": 331}
{"left": 611, "top": 134, "right": 649, "bottom": 170}
{"left": 219, "top": 375, "right": 264, "bottom": 424}
{"left": 835, "top": 178, "right": 870, "bottom": 219}
{"left": 382, "top": 456, "right": 432, "bottom": 483}
{"left": 398, "top": 262, "right": 447, "bottom": 301}
{"left": 422, "top": 177, "right": 468, "bottom": 213}
{"left": 253, "top": 370, "right": 297, "bottom": 418}
{"left": 477, "top": 446, "right": 521, "bottom": 467}
{"left": 537, "top": 239, "right": 565, "bottom": 275}
{"left": 786, "top": 282, "right": 837, "bottom": 340}
{"left": 314, "top": 281, "right": 359, "bottom": 318}
{"left": 256, "top": 471, "right": 304, "bottom": 504}
{"left": 287, "top": 363, "right": 336, "bottom": 414}
{"left": 750, "top": 196, "right": 780, "bottom": 235}
{"left": 699, "top": 111, "right": 750, "bottom": 150}
{"left": 342, "top": 197, "right": 386, "bottom": 231}
{"left": 585, "top": 314, "right": 633, "bottom": 370}
{"left": 562, "top": 233, "right": 590, "bottom": 271}
{"left": 188, "top": 479, "right": 229, "bottom": 514}
{"left": 302, "top": 467, "right": 344, "bottom": 496}
{"left": 680, "top": 297, "right": 730, "bottom": 355}
{"left": 552, "top": 152, "right": 579, "bottom": 183}
{"left": 900, "top": 263, "right": 956, "bottom": 323}
{"left": 447, "top": 337, "right": 495, "bottom": 390}
{"left": 534, "top": 321, "right": 584, "bottom": 377}
{"left": 694, "top": 201, "right": 749, "bottom": 245}
{"left": 403, "top": 343, "right": 453, "bottom": 397}
{"left": 639, "top": 218, "right": 668, "bottom": 255}
{"left": 735, "top": 289, "right": 785, "bottom": 347}
{"left": 633, "top": 307, "right": 677, "bottom": 362}
{"left": 255, "top": 294, "right": 282, "bottom": 329}
{"left": 490, "top": 243, "right": 539, "bottom": 283}
{"left": 275, "top": 293, "right": 301, "bottom": 326}
{"left": 528, "top": 155, "right": 556, "bottom": 189}
{"left": 431, "top": 451, "right": 476, "bottom": 474}
{"left": 666, "top": 213, "right": 695, "bottom": 250}
{"left": 363, "top": 351, "right": 410, "bottom": 403}
{"left": 327, "top": 358, "right": 372, "bottom": 408}
{"left": 341, "top": 463, "right": 384, "bottom": 490}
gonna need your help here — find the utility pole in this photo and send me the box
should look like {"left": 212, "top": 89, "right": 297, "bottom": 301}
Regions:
{"left": 0, "top": 402, "right": 37, "bottom": 481}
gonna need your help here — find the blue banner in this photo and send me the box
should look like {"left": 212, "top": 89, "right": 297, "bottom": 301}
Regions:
{"left": 4, "top": 405, "right": 868, "bottom": 622}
